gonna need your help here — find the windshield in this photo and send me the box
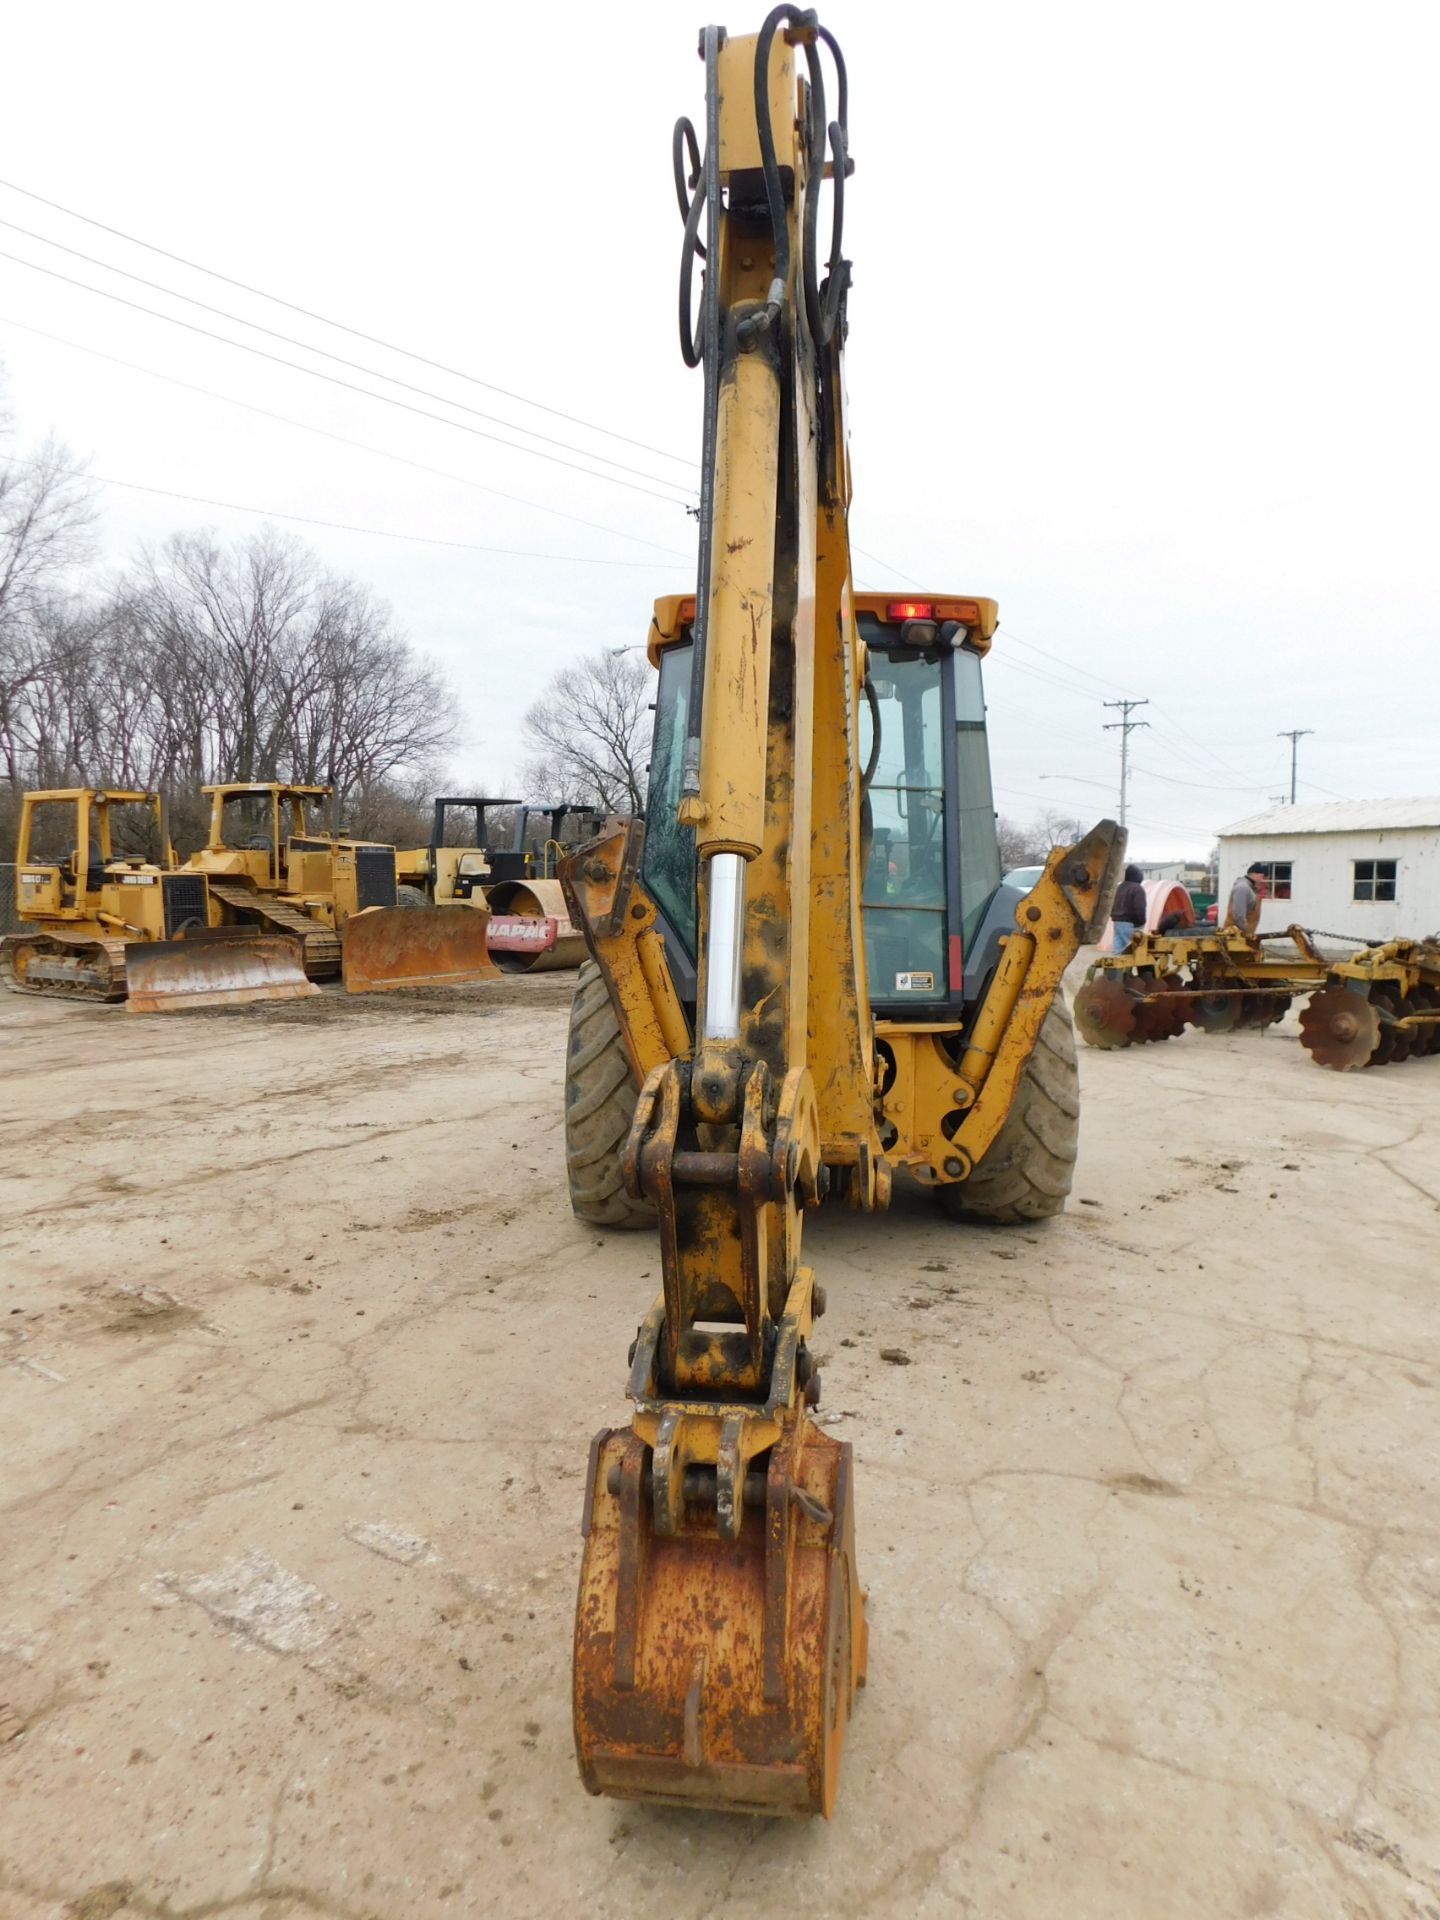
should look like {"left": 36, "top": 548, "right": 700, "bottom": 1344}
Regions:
{"left": 953, "top": 646, "right": 1000, "bottom": 951}
{"left": 221, "top": 793, "right": 325, "bottom": 849}
{"left": 639, "top": 631, "right": 999, "bottom": 1011}
{"left": 860, "top": 654, "right": 947, "bottom": 1002}
{"left": 640, "top": 643, "right": 698, "bottom": 954}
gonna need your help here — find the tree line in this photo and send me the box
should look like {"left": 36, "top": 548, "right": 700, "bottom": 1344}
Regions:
{"left": 1, "top": 389, "right": 455, "bottom": 857}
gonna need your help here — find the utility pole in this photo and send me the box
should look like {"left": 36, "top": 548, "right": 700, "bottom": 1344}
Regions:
{"left": 1277, "top": 728, "right": 1313, "bottom": 805}
{"left": 1103, "top": 698, "right": 1149, "bottom": 829}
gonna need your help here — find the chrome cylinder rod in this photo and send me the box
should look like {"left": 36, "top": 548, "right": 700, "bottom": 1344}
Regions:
{"left": 702, "top": 851, "right": 746, "bottom": 1042}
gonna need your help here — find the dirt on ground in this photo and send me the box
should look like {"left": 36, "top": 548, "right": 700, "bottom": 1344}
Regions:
{"left": 1, "top": 969, "right": 1438, "bottom": 1919}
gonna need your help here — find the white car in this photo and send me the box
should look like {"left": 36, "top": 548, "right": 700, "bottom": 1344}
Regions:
{"left": 1002, "top": 865, "right": 1045, "bottom": 894}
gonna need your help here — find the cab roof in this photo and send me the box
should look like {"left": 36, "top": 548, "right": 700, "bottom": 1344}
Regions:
{"left": 24, "top": 788, "right": 159, "bottom": 806}
{"left": 202, "top": 783, "right": 332, "bottom": 800}
{"left": 648, "top": 589, "right": 997, "bottom": 662}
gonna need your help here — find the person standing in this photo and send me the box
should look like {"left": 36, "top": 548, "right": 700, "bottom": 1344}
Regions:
{"left": 1225, "top": 863, "right": 1266, "bottom": 937}
{"left": 1110, "top": 863, "right": 1148, "bottom": 953}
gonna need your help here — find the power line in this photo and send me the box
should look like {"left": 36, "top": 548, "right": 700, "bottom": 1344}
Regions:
{"left": 1129, "top": 761, "right": 1267, "bottom": 794}
{"left": 998, "top": 623, "right": 1131, "bottom": 695}
{"left": 0, "top": 175, "right": 694, "bottom": 469}
{"left": 0, "top": 312, "right": 692, "bottom": 560}
{"left": 0, "top": 247, "right": 696, "bottom": 509}
{"left": 0, "top": 214, "right": 694, "bottom": 495}
{"left": 986, "top": 648, "right": 1112, "bottom": 705}
{"left": 1148, "top": 703, "right": 1267, "bottom": 788}
{"left": 992, "top": 783, "right": 1211, "bottom": 840}
{"left": 6, "top": 455, "right": 690, "bottom": 569}
{"left": 849, "top": 541, "right": 923, "bottom": 588}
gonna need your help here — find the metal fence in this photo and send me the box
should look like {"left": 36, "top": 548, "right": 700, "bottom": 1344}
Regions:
{"left": 0, "top": 867, "right": 18, "bottom": 936}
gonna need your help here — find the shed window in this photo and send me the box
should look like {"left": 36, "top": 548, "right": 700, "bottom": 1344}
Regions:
{"left": 1251, "top": 860, "right": 1292, "bottom": 900}
{"left": 1353, "top": 859, "right": 1397, "bottom": 903}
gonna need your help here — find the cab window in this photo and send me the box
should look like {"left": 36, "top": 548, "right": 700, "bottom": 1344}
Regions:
{"left": 860, "top": 654, "right": 947, "bottom": 1002}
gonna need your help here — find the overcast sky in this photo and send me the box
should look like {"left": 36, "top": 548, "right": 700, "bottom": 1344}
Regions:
{"left": 3, "top": 0, "right": 1436, "bottom": 859}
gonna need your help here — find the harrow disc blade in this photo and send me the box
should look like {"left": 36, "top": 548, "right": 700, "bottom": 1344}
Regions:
{"left": 1369, "top": 986, "right": 1400, "bottom": 1066}
{"left": 1074, "top": 976, "right": 1137, "bottom": 1049}
{"left": 1146, "top": 976, "right": 1190, "bottom": 1040}
{"left": 1299, "top": 985, "right": 1380, "bottom": 1071}
{"left": 1411, "top": 985, "right": 1440, "bottom": 1057}
{"left": 1193, "top": 991, "right": 1242, "bottom": 1034}
{"left": 1390, "top": 994, "right": 1420, "bottom": 1066}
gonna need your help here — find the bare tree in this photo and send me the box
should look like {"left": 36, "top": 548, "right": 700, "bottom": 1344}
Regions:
{"left": 0, "top": 434, "right": 98, "bottom": 644}
{"left": 108, "top": 528, "right": 455, "bottom": 821}
{"left": 1036, "top": 806, "right": 1088, "bottom": 849}
{"left": 520, "top": 649, "right": 651, "bottom": 814}
{"left": 996, "top": 814, "right": 1044, "bottom": 870}
{"left": 0, "top": 508, "right": 458, "bottom": 856}
{"left": 0, "top": 376, "right": 99, "bottom": 837}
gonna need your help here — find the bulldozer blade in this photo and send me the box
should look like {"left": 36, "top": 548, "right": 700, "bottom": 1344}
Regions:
{"left": 125, "top": 934, "right": 318, "bottom": 1013}
{"left": 574, "top": 1421, "right": 867, "bottom": 1818}
{"left": 342, "top": 905, "right": 500, "bottom": 994}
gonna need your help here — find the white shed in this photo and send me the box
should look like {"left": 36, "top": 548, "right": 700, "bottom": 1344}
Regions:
{"left": 1216, "top": 799, "right": 1440, "bottom": 941}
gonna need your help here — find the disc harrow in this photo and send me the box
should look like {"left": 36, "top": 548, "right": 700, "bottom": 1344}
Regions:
{"left": 1298, "top": 939, "right": 1440, "bottom": 1071}
{"left": 1076, "top": 925, "right": 1327, "bottom": 1051}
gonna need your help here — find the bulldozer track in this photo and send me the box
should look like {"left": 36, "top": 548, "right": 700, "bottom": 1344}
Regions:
{"left": 0, "top": 932, "right": 130, "bottom": 1002}
{"left": 206, "top": 882, "right": 341, "bottom": 980}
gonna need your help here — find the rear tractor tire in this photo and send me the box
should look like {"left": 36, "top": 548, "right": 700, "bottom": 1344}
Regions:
{"left": 941, "top": 995, "right": 1080, "bottom": 1225}
{"left": 395, "top": 885, "right": 430, "bottom": 910}
{"left": 564, "top": 959, "right": 656, "bottom": 1230}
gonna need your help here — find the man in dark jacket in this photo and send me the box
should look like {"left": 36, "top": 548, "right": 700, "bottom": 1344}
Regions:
{"left": 1111, "top": 864, "right": 1148, "bottom": 953}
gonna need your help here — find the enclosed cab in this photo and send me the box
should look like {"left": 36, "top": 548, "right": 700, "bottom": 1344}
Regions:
{"left": 637, "top": 593, "right": 1035, "bottom": 1160}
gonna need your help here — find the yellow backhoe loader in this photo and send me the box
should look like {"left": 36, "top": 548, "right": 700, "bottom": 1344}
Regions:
{"left": 183, "top": 782, "right": 497, "bottom": 993}
{"left": 560, "top": 13, "right": 1121, "bottom": 1819}
{"left": 1, "top": 787, "right": 315, "bottom": 1010}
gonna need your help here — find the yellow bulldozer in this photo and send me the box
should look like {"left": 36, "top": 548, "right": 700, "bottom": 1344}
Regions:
{"left": 559, "top": 13, "right": 1121, "bottom": 1819}
{"left": 183, "top": 781, "right": 498, "bottom": 993}
{"left": 0, "top": 787, "right": 317, "bottom": 1010}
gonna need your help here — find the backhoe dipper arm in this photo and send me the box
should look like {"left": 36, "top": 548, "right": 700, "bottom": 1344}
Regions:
{"left": 572, "top": 10, "right": 872, "bottom": 1819}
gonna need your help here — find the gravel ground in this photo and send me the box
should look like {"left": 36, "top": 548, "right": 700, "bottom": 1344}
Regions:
{"left": 1, "top": 972, "right": 1437, "bottom": 1919}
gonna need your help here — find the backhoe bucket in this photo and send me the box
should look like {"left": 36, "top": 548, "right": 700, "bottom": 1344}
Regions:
{"left": 574, "top": 1420, "right": 867, "bottom": 1818}
{"left": 342, "top": 904, "right": 500, "bottom": 994}
{"left": 125, "top": 930, "right": 318, "bottom": 1013}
